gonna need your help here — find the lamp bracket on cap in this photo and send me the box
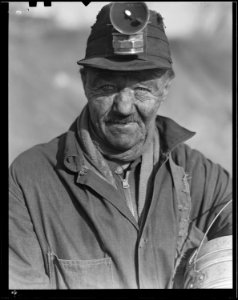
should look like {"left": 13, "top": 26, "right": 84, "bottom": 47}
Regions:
{"left": 109, "top": 2, "right": 150, "bottom": 55}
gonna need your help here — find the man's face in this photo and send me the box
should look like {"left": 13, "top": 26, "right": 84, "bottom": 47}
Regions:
{"left": 82, "top": 68, "right": 172, "bottom": 151}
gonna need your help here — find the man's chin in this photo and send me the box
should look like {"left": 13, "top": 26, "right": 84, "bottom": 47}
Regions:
{"left": 108, "top": 145, "right": 135, "bottom": 152}
{"left": 102, "top": 126, "right": 145, "bottom": 151}
{"left": 105, "top": 137, "right": 142, "bottom": 152}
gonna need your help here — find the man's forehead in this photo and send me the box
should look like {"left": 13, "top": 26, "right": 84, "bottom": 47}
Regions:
{"left": 87, "top": 68, "right": 166, "bottom": 82}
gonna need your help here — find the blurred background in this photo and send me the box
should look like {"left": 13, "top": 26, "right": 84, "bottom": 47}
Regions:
{"left": 9, "top": 2, "right": 232, "bottom": 174}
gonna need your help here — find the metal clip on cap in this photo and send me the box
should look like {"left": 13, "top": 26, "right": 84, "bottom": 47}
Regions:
{"left": 110, "top": 2, "right": 150, "bottom": 55}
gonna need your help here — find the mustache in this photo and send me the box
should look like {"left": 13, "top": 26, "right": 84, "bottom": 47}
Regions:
{"left": 105, "top": 114, "right": 142, "bottom": 125}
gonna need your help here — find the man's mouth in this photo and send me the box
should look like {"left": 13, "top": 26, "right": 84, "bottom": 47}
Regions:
{"left": 106, "top": 121, "right": 136, "bottom": 125}
{"left": 109, "top": 122, "right": 136, "bottom": 128}
{"left": 105, "top": 115, "right": 140, "bottom": 126}
{"left": 105, "top": 121, "right": 138, "bottom": 133}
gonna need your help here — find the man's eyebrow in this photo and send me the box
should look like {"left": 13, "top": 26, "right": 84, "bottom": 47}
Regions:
{"left": 91, "top": 72, "right": 114, "bottom": 83}
{"left": 88, "top": 75, "right": 109, "bottom": 87}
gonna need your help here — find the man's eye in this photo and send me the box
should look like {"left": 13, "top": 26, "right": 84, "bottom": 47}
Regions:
{"left": 135, "top": 86, "right": 151, "bottom": 92}
{"left": 99, "top": 84, "right": 116, "bottom": 92}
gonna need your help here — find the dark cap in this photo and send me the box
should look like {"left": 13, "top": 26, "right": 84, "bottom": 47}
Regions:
{"left": 77, "top": 3, "right": 173, "bottom": 71}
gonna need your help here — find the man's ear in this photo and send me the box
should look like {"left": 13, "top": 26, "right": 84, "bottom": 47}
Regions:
{"left": 161, "top": 75, "right": 173, "bottom": 102}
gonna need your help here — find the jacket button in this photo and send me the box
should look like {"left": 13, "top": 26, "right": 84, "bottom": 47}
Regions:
{"left": 199, "top": 274, "right": 204, "bottom": 281}
{"left": 79, "top": 166, "right": 88, "bottom": 176}
{"left": 139, "top": 238, "right": 146, "bottom": 248}
{"left": 115, "top": 166, "right": 123, "bottom": 174}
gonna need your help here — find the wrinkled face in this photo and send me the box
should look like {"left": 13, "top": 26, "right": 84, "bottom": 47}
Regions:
{"left": 82, "top": 68, "right": 172, "bottom": 151}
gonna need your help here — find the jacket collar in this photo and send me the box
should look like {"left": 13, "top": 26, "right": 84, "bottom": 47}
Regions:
{"left": 156, "top": 115, "right": 195, "bottom": 155}
{"left": 63, "top": 118, "right": 85, "bottom": 173}
{"left": 63, "top": 115, "right": 196, "bottom": 173}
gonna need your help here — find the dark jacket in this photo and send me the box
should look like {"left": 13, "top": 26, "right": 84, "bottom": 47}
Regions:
{"left": 9, "top": 115, "right": 232, "bottom": 289}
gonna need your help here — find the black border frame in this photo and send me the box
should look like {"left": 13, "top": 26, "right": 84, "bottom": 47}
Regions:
{"left": 2, "top": 1, "right": 237, "bottom": 299}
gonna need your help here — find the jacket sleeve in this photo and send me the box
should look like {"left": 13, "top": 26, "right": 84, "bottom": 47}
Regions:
{"left": 172, "top": 144, "right": 232, "bottom": 240}
{"left": 9, "top": 162, "right": 51, "bottom": 289}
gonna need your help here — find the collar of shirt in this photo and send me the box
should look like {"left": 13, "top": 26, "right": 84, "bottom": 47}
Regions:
{"left": 105, "top": 156, "right": 142, "bottom": 176}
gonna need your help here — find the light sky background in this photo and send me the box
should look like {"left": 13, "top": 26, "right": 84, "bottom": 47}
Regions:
{"left": 10, "top": 2, "right": 231, "bottom": 37}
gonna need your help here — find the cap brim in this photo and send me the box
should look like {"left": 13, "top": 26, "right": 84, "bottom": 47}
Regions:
{"left": 77, "top": 56, "right": 171, "bottom": 71}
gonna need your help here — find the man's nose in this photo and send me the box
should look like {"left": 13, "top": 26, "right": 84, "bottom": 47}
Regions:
{"left": 113, "top": 88, "right": 134, "bottom": 116}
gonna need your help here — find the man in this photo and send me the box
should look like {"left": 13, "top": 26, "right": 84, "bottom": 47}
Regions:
{"left": 9, "top": 2, "right": 232, "bottom": 289}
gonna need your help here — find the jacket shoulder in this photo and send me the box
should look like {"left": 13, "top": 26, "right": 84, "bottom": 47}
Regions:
{"left": 9, "top": 133, "right": 66, "bottom": 184}
{"left": 170, "top": 142, "right": 229, "bottom": 176}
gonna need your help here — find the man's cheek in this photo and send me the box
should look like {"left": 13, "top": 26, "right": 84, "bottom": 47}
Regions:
{"left": 138, "top": 103, "right": 159, "bottom": 122}
{"left": 88, "top": 99, "right": 105, "bottom": 117}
